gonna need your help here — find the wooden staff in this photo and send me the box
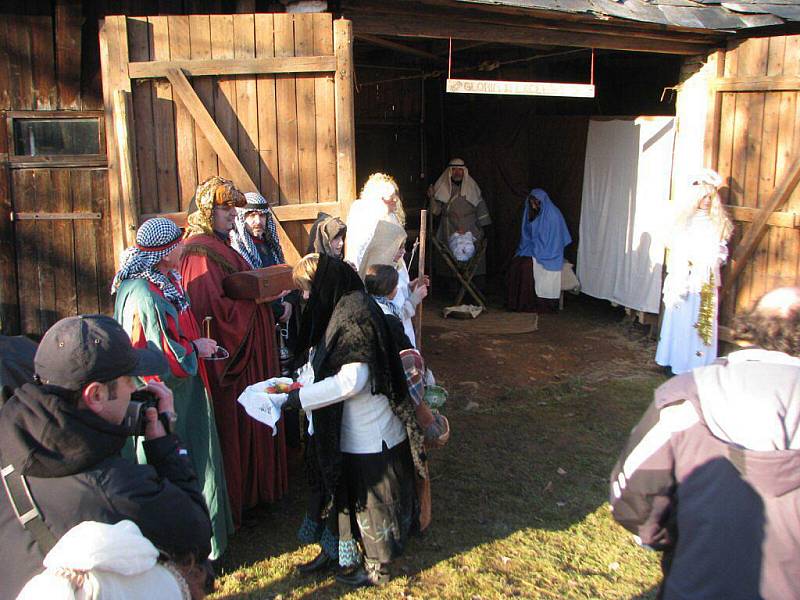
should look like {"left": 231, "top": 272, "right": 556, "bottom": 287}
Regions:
{"left": 414, "top": 209, "right": 428, "bottom": 349}
{"left": 202, "top": 316, "right": 213, "bottom": 339}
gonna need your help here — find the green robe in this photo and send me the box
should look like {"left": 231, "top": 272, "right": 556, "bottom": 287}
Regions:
{"left": 114, "top": 278, "right": 234, "bottom": 559}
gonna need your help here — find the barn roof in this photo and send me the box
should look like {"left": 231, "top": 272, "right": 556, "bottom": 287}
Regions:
{"left": 455, "top": 0, "right": 800, "bottom": 30}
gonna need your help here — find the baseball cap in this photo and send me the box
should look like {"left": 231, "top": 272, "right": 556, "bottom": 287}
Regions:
{"left": 34, "top": 315, "right": 167, "bottom": 392}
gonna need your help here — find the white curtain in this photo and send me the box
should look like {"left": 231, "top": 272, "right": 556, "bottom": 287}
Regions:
{"left": 577, "top": 117, "right": 675, "bottom": 314}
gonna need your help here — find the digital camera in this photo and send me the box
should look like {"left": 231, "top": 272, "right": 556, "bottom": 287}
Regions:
{"left": 123, "top": 389, "right": 159, "bottom": 437}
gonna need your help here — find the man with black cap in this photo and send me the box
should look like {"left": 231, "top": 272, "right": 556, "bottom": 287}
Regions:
{"left": 0, "top": 315, "right": 213, "bottom": 600}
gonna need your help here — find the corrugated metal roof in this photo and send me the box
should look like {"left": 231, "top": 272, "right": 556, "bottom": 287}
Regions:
{"left": 456, "top": 0, "right": 798, "bottom": 29}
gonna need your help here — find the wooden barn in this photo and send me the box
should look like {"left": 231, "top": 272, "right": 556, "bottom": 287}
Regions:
{"left": 0, "top": 0, "right": 799, "bottom": 342}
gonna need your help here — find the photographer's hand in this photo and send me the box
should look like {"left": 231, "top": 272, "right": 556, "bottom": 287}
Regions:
{"left": 144, "top": 381, "right": 175, "bottom": 413}
{"left": 142, "top": 381, "right": 175, "bottom": 440}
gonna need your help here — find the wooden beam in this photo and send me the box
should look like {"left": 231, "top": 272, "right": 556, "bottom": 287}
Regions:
{"left": 725, "top": 204, "right": 799, "bottom": 229}
{"left": 712, "top": 75, "right": 800, "bottom": 93}
{"left": 725, "top": 151, "right": 800, "bottom": 296}
{"left": 165, "top": 67, "right": 301, "bottom": 265}
{"left": 355, "top": 33, "right": 443, "bottom": 63}
{"left": 704, "top": 49, "right": 725, "bottom": 172}
{"left": 128, "top": 55, "right": 337, "bottom": 79}
{"left": 334, "top": 19, "right": 357, "bottom": 219}
{"left": 141, "top": 202, "right": 341, "bottom": 227}
{"left": 112, "top": 90, "right": 140, "bottom": 246}
{"left": 99, "top": 15, "right": 132, "bottom": 268}
{"left": 351, "top": 13, "right": 715, "bottom": 55}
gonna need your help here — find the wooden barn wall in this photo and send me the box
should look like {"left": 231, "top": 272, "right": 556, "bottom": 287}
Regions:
{"left": 0, "top": 0, "right": 299, "bottom": 336}
{"left": 712, "top": 34, "right": 800, "bottom": 325}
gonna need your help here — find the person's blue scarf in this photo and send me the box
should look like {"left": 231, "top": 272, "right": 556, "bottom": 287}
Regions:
{"left": 515, "top": 189, "right": 571, "bottom": 271}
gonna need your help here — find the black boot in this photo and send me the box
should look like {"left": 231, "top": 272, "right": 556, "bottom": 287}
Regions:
{"left": 335, "top": 560, "right": 389, "bottom": 587}
{"left": 297, "top": 551, "right": 335, "bottom": 575}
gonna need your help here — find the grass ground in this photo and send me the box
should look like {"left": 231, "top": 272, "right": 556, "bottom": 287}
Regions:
{"left": 210, "top": 344, "right": 667, "bottom": 599}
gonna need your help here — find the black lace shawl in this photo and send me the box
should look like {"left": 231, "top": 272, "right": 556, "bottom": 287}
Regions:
{"left": 295, "top": 256, "right": 411, "bottom": 495}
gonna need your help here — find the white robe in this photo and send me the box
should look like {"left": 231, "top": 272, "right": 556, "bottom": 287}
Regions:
{"left": 656, "top": 212, "right": 728, "bottom": 374}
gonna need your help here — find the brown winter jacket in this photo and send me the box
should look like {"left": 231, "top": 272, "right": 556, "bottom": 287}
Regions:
{"left": 610, "top": 349, "right": 800, "bottom": 600}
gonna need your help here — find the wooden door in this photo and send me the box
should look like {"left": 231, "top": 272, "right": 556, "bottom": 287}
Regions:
{"left": 99, "top": 13, "right": 356, "bottom": 266}
{"left": 9, "top": 167, "right": 114, "bottom": 336}
{"left": 704, "top": 35, "right": 800, "bottom": 326}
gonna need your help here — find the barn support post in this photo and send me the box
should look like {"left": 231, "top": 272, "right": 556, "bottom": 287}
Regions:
{"left": 334, "top": 18, "right": 356, "bottom": 219}
{"left": 99, "top": 15, "right": 133, "bottom": 265}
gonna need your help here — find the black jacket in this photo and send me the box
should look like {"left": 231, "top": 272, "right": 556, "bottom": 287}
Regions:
{"left": 0, "top": 383, "right": 212, "bottom": 600}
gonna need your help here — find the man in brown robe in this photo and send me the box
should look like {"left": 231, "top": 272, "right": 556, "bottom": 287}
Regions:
{"left": 428, "top": 158, "right": 492, "bottom": 282}
{"left": 180, "top": 176, "right": 287, "bottom": 528}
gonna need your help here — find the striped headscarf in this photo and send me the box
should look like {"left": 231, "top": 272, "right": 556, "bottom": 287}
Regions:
{"left": 229, "top": 192, "right": 284, "bottom": 268}
{"left": 111, "top": 217, "right": 189, "bottom": 312}
{"left": 184, "top": 176, "right": 246, "bottom": 237}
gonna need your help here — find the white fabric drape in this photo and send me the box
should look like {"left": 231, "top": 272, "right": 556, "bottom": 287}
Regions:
{"left": 577, "top": 117, "right": 675, "bottom": 314}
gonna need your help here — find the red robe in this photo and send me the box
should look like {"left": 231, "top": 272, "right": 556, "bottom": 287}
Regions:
{"left": 180, "top": 233, "right": 288, "bottom": 527}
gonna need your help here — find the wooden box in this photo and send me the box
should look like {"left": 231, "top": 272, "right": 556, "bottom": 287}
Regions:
{"left": 223, "top": 264, "right": 295, "bottom": 301}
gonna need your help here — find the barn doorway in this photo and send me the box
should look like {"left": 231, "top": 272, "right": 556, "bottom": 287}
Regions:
{"left": 352, "top": 38, "right": 684, "bottom": 329}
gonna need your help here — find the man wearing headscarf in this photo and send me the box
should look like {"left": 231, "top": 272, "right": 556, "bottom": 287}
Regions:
{"left": 506, "top": 189, "right": 572, "bottom": 313}
{"left": 229, "top": 192, "right": 293, "bottom": 326}
{"left": 179, "top": 176, "right": 288, "bottom": 528}
{"left": 427, "top": 158, "right": 492, "bottom": 279}
{"left": 112, "top": 217, "right": 234, "bottom": 558}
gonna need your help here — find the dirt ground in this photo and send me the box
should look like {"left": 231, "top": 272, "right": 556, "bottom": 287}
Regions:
{"left": 423, "top": 287, "right": 660, "bottom": 392}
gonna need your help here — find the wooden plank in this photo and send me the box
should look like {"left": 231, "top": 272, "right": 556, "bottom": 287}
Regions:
{"left": 71, "top": 170, "right": 100, "bottom": 315}
{"left": 112, "top": 90, "right": 140, "bottom": 243}
{"left": 140, "top": 201, "right": 341, "bottom": 225}
{"left": 703, "top": 50, "right": 724, "bottom": 171}
{"left": 128, "top": 56, "right": 338, "bottom": 78}
{"left": 294, "top": 13, "right": 318, "bottom": 205}
{"left": 99, "top": 15, "right": 133, "bottom": 266}
{"left": 0, "top": 144, "right": 19, "bottom": 334}
{"left": 313, "top": 12, "right": 337, "bottom": 204}
{"left": 255, "top": 13, "right": 280, "bottom": 203}
{"left": 725, "top": 204, "right": 797, "bottom": 228}
{"left": 713, "top": 76, "right": 800, "bottom": 93}
{"left": 210, "top": 14, "right": 238, "bottom": 182}
{"left": 274, "top": 14, "right": 300, "bottom": 206}
{"left": 13, "top": 170, "right": 39, "bottom": 334}
{"left": 726, "top": 150, "right": 800, "bottom": 293}
{"left": 356, "top": 32, "right": 442, "bottom": 63}
{"left": 334, "top": 19, "right": 356, "bottom": 216}
{"left": 149, "top": 16, "right": 179, "bottom": 213}
{"left": 0, "top": 19, "right": 12, "bottom": 110}
{"left": 127, "top": 16, "right": 158, "bottom": 216}
{"left": 30, "top": 15, "right": 56, "bottom": 110}
{"left": 92, "top": 169, "right": 115, "bottom": 316}
{"left": 188, "top": 15, "right": 218, "bottom": 185}
{"left": 167, "top": 15, "right": 198, "bottom": 210}
{"left": 8, "top": 16, "right": 34, "bottom": 110}
{"left": 233, "top": 14, "right": 260, "bottom": 187}
{"left": 717, "top": 91, "right": 736, "bottom": 204}
{"left": 13, "top": 211, "right": 102, "bottom": 220}
{"left": 351, "top": 13, "right": 711, "bottom": 55}
{"left": 34, "top": 170, "right": 57, "bottom": 332}
{"left": 446, "top": 78, "right": 595, "bottom": 98}
{"left": 51, "top": 169, "right": 77, "bottom": 321}
{"left": 55, "top": 0, "right": 83, "bottom": 110}
{"left": 165, "top": 67, "right": 301, "bottom": 264}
